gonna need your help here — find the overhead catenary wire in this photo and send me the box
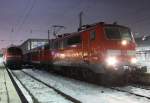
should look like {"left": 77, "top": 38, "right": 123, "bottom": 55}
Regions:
{"left": 12, "top": 0, "right": 31, "bottom": 32}
{"left": 17, "top": 0, "right": 36, "bottom": 32}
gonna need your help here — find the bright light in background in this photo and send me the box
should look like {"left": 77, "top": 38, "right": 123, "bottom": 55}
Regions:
{"left": 60, "top": 53, "right": 65, "bottom": 59}
{"left": 142, "top": 35, "right": 146, "bottom": 41}
{"left": 0, "top": 57, "right": 4, "bottom": 66}
{"left": 131, "top": 57, "right": 137, "bottom": 64}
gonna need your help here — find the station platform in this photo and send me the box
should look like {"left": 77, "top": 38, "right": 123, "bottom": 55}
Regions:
{"left": 0, "top": 67, "right": 21, "bottom": 103}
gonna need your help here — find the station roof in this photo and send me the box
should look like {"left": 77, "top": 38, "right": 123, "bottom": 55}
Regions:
{"left": 20, "top": 38, "right": 48, "bottom": 47}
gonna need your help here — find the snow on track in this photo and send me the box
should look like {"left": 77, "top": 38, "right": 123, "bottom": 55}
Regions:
{"left": 13, "top": 70, "right": 72, "bottom": 103}
{"left": 23, "top": 69, "right": 150, "bottom": 103}
{"left": 114, "top": 86, "right": 150, "bottom": 98}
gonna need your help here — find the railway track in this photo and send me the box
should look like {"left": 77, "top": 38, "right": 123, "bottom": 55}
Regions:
{"left": 9, "top": 68, "right": 150, "bottom": 103}
{"left": 11, "top": 70, "right": 81, "bottom": 103}
{"left": 110, "top": 86, "right": 150, "bottom": 99}
{"left": 23, "top": 69, "right": 150, "bottom": 101}
{"left": 132, "top": 84, "right": 150, "bottom": 90}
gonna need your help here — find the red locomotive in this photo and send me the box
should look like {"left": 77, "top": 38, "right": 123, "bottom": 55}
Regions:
{"left": 3, "top": 46, "right": 23, "bottom": 69}
{"left": 23, "top": 22, "right": 147, "bottom": 84}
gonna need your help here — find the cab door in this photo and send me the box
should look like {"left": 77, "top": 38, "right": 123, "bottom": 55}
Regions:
{"left": 82, "top": 31, "right": 90, "bottom": 63}
{"left": 88, "top": 29, "right": 98, "bottom": 63}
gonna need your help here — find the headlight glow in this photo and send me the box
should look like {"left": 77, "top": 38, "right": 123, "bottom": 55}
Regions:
{"left": 106, "top": 56, "right": 117, "bottom": 66}
{"left": 131, "top": 57, "right": 137, "bottom": 64}
{"left": 60, "top": 53, "right": 65, "bottom": 58}
{"left": 121, "top": 40, "right": 127, "bottom": 46}
{"left": 107, "top": 50, "right": 121, "bottom": 56}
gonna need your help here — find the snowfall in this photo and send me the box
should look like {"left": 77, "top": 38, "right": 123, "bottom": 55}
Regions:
{"left": 11, "top": 68, "right": 150, "bottom": 103}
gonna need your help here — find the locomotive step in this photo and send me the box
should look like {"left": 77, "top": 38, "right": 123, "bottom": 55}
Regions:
{"left": 0, "top": 66, "right": 21, "bottom": 103}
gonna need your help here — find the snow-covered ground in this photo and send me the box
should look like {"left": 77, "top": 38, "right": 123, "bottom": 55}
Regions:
{"left": 115, "top": 86, "right": 150, "bottom": 97}
{"left": 23, "top": 69, "right": 150, "bottom": 103}
{"left": 13, "top": 70, "right": 72, "bottom": 103}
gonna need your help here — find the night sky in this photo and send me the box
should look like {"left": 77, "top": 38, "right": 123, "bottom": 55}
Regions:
{"left": 0, "top": 0, "right": 150, "bottom": 49}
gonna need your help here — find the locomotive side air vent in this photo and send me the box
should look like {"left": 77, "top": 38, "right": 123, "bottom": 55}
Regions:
{"left": 63, "top": 33, "right": 70, "bottom": 36}
{"left": 57, "top": 35, "right": 63, "bottom": 38}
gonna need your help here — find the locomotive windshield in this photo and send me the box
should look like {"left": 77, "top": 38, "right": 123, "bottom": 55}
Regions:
{"left": 7, "top": 47, "right": 22, "bottom": 55}
{"left": 105, "top": 25, "right": 132, "bottom": 40}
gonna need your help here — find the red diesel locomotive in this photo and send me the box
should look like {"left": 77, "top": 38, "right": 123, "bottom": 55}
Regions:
{"left": 24, "top": 22, "right": 146, "bottom": 84}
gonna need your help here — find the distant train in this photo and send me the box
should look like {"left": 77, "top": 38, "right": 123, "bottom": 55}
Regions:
{"left": 22, "top": 22, "right": 147, "bottom": 84}
{"left": 3, "top": 46, "right": 23, "bottom": 69}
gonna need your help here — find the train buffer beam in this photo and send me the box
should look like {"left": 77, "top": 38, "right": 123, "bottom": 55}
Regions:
{"left": 0, "top": 66, "right": 21, "bottom": 103}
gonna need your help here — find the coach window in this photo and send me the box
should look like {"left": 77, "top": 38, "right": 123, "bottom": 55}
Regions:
{"left": 44, "top": 44, "right": 49, "bottom": 50}
{"left": 54, "top": 41, "right": 59, "bottom": 49}
{"left": 63, "top": 38, "right": 67, "bottom": 48}
{"left": 58, "top": 40, "right": 62, "bottom": 49}
{"left": 60, "top": 40, "right": 63, "bottom": 49}
{"left": 67, "top": 35, "right": 81, "bottom": 46}
{"left": 51, "top": 41, "right": 55, "bottom": 49}
{"left": 90, "top": 31, "right": 96, "bottom": 41}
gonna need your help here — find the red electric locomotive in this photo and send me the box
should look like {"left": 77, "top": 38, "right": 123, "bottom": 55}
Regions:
{"left": 3, "top": 46, "right": 23, "bottom": 69}
{"left": 24, "top": 22, "right": 146, "bottom": 84}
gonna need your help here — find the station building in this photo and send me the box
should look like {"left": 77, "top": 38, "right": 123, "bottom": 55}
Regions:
{"left": 20, "top": 38, "right": 48, "bottom": 54}
{"left": 135, "top": 36, "right": 150, "bottom": 68}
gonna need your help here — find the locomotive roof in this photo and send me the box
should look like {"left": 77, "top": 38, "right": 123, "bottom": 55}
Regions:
{"left": 7, "top": 46, "right": 20, "bottom": 50}
{"left": 52, "top": 22, "right": 130, "bottom": 41}
{"left": 6, "top": 46, "right": 22, "bottom": 53}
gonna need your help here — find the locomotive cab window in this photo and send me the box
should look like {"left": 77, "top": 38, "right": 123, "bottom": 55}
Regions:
{"left": 67, "top": 35, "right": 81, "bottom": 46}
{"left": 7, "top": 47, "right": 22, "bottom": 55}
{"left": 105, "top": 26, "right": 132, "bottom": 41}
{"left": 90, "top": 31, "right": 96, "bottom": 41}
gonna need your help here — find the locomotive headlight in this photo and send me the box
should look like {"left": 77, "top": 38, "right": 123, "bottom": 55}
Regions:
{"left": 131, "top": 57, "right": 137, "bottom": 64}
{"left": 121, "top": 40, "right": 128, "bottom": 46}
{"left": 106, "top": 56, "right": 117, "bottom": 66}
